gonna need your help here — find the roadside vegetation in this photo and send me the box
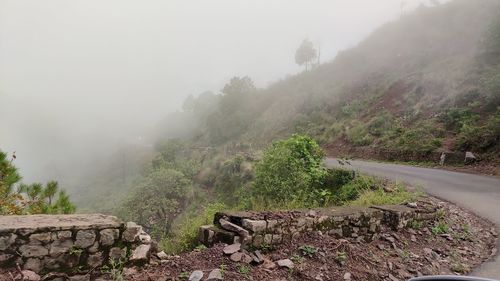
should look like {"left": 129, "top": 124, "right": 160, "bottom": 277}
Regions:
{"left": 115, "top": 135, "right": 417, "bottom": 254}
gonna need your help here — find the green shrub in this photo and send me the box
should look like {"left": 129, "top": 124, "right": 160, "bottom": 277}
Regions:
{"left": 442, "top": 108, "right": 476, "bottom": 131}
{"left": 455, "top": 110, "right": 500, "bottom": 152}
{"left": 252, "top": 134, "right": 327, "bottom": 208}
{"left": 346, "top": 122, "right": 373, "bottom": 146}
{"left": 367, "top": 112, "right": 393, "bottom": 136}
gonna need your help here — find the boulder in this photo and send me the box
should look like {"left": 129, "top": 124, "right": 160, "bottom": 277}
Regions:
{"left": 130, "top": 244, "right": 151, "bottom": 262}
{"left": 123, "top": 222, "right": 143, "bottom": 242}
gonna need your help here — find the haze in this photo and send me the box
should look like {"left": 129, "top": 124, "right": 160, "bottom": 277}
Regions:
{"left": 0, "top": 0, "right": 425, "bottom": 184}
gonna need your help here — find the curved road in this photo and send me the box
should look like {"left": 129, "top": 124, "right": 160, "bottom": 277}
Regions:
{"left": 325, "top": 158, "right": 500, "bottom": 279}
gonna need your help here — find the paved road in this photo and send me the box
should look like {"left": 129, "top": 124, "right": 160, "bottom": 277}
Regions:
{"left": 325, "top": 158, "right": 500, "bottom": 279}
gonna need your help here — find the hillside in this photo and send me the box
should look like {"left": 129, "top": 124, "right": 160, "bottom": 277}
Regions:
{"left": 178, "top": 0, "right": 499, "bottom": 166}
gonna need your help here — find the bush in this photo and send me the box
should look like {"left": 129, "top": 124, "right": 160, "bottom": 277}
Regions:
{"left": 441, "top": 108, "right": 476, "bottom": 131}
{"left": 252, "top": 134, "right": 327, "bottom": 208}
{"left": 455, "top": 110, "right": 500, "bottom": 152}
{"left": 346, "top": 122, "right": 373, "bottom": 146}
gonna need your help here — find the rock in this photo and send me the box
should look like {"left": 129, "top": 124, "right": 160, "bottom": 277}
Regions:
{"left": 55, "top": 231, "right": 72, "bottom": 240}
{"left": 29, "top": 233, "right": 52, "bottom": 244}
{"left": 410, "top": 235, "right": 417, "bottom": 242}
{"left": 189, "top": 270, "right": 203, "bottom": 281}
{"left": 87, "top": 252, "right": 103, "bottom": 268}
{"left": 407, "top": 202, "right": 418, "bottom": 208}
{"left": 241, "top": 253, "right": 253, "bottom": 264}
{"left": 423, "top": 248, "right": 433, "bottom": 256}
{"left": 465, "top": 151, "right": 476, "bottom": 164}
{"left": 440, "top": 234, "right": 453, "bottom": 241}
{"left": 130, "top": 244, "right": 151, "bottom": 262}
{"left": 276, "top": 259, "right": 294, "bottom": 269}
{"left": 207, "top": 269, "right": 223, "bottom": 280}
{"left": 262, "top": 258, "right": 276, "bottom": 269}
{"left": 377, "top": 244, "right": 385, "bottom": 250}
{"left": 383, "top": 235, "right": 395, "bottom": 243}
{"left": 99, "top": 229, "right": 119, "bottom": 246}
{"left": 21, "top": 270, "right": 40, "bottom": 281}
{"left": 139, "top": 233, "right": 152, "bottom": 244}
{"left": 23, "top": 258, "right": 43, "bottom": 273}
{"left": 223, "top": 243, "right": 241, "bottom": 255}
{"left": 75, "top": 230, "right": 96, "bottom": 248}
{"left": 88, "top": 242, "right": 99, "bottom": 253}
{"left": 230, "top": 252, "right": 243, "bottom": 262}
{"left": 110, "top": 247, "right": 127, "bottom": 260}
{"left": 242, "top": 219, "right": 267, "bottom": 233}
{"left": 343, "top": 272, "right": 351, "bottom": 280}
{"left": 19, "top": 245, "right": 49, "bottom": 258}
{"left": 156, "top": 251, "right": 168, "bottom": 260}
{"left": 307, "top": 210, "right": 317, "bottom": 217}
{"left": 49, "top": 239, "right": 73, "bottom": 256}
{"left": 0, "top": 233, "right": 17, "bottom": 251}
{"left": 123, "top": 222, "right": 143, "bottom": 242}
{"left": 219, "top": 219, "right": 250, "bottom": 243}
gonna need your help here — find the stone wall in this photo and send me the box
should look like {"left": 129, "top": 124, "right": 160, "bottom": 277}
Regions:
{"left": 199, "top": 200, "right": 439, "bottom": 247}
{"left": 0, "top": 214, "right": 152, "bottom": 276}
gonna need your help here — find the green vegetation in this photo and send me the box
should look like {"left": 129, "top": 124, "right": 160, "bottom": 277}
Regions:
{"left": 0, "top": 150, "right": 75, "bottom": 215}
{"left": 251, "top": 135, "right": 327, "bottom": 209}
{"left": 299, "top": 245, "right": 318, "bottom": 258}
{"left": 431, "top": 221, "right": 450, "bottom": 235}
{"left": 115, "top": 135, "right": 417, "bottom": 254}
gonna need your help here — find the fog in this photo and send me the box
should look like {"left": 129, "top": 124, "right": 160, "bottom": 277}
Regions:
{"left": 0, "top": 0, "right": 426, "bottom": 185}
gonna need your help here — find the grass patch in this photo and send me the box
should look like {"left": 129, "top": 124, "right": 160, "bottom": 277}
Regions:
{"left": 349, "top": 182, "right": 420, "bottom": 207}
{"left": 159, "top": 202, "right": 226, "bottom": 254}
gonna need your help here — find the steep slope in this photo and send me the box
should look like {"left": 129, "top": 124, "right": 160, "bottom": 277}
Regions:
{"left": 197, "top": 0, "right": 500, "bottom": 163}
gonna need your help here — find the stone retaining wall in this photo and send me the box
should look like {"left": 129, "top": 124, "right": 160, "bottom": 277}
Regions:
{"left": 199, "top": 200, "right": 439, "bottom": 247}
{"left": 0, "top": 214, "right": 152, "bottom": 276}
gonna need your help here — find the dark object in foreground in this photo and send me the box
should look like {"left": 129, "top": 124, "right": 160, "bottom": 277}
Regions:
{"left": 410, "top": 276, "right": 498, "bottom": 281}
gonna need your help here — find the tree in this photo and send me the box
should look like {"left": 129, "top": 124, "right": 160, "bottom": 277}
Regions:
{"left": 295, "top": 39, "right": 317, "bottom": 71}
{"left": 0, "top": 149, "right": 76, "bottom": 215}
{"left": 120, "top": 168, "right": 192, "bottom": 236}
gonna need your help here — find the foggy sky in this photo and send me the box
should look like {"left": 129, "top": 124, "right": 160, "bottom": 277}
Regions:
{"left": 0, "top": 0, "right": 426, "bottom": 183}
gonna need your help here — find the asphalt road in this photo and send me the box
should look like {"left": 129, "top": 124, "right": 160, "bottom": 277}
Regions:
{"left": 325, "top": 158, "right": 500, "bottom": 279}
